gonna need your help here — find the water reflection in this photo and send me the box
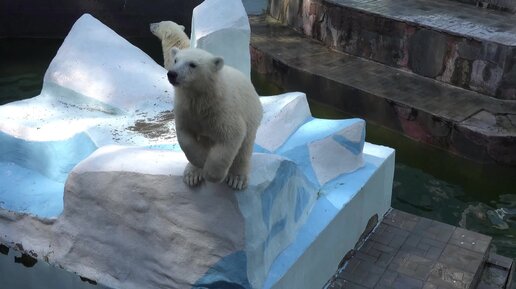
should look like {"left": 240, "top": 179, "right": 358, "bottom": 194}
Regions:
{"left": 459, "top": 194, "right": 516, "bottom": 258}
{"left": 0, "top": 244, "right": 111, "bottom": 289}
{"left": 393, "top": 163, "right": 465, "bottom": 222}
{"left": 394, "top": 163, "right": 516, "bottom": 259}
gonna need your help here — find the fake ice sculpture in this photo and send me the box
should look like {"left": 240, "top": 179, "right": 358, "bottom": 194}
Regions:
{"left": 191, "top": 0, "right": 251, "bottom": 78}
{"left": 0, "top": 7, "right": 394, "bottom": 289}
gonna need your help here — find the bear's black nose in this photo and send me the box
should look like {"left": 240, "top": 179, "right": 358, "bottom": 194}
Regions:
{"left": 167, "top": 71, "right": 178, "bottom": 85}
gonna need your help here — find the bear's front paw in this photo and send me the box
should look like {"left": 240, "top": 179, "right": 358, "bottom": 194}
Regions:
{"left": 183, "top": 163, "right": 204, "bottom": 187}
{"left": 226, "top": 173, "right": 248, "bottom": 190}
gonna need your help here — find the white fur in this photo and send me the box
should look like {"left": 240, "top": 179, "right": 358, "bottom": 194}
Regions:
{"left": 150, "top": 21, "right": 190, "bottom": 70}
{"left": 168, "top": 48, "right": 263, "bottom": 190}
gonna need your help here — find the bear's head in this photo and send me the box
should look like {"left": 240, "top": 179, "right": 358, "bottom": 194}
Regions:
{"left": 149, "top": 21, "right": 186, "bottom": 41}
{"left": 167, "top": 48, "right": 224, "bottom": 88}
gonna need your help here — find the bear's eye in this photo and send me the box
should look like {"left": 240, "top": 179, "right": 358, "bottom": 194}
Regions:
{"left": 189, "top": 62, "right": 197, "bottom": 68}
{"left": 174, "top": 59, "right": 177, "bottom": 64}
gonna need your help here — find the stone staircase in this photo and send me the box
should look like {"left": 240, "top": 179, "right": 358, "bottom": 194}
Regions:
{"left": 477, "top": 253, "right": 515, "bottom": 289}
{"left": 250, "top": 0, "right": 516, "bottom": 166}
{"left": 269, "top": 0, "right": 516, "bottom": 99}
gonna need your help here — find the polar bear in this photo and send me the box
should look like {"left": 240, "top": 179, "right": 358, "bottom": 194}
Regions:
{"left": 149, "top": 21, "right": 190, "bottom": 70}
{"left": 167, "top": 47, "right": 263, "bottom": 190}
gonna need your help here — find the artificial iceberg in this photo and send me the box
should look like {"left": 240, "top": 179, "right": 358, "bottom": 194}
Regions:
{"left": 0, "top": 1, "right": 394, "bottom": 289}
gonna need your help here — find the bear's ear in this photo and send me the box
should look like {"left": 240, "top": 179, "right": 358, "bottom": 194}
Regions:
{"left": 179, "top": 25, "right": 185, "bottom": 31}
{"left": 213, "top": 57, "right": 224, "bottom": 71}
{"left": 171, "top": 47, "right": 180, "bottom": 58}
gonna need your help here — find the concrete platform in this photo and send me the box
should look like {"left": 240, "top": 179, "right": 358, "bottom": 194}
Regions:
{"left": 250, "top": 16, "right": 516, "bottom": 166}
{"left": 269, "top": 0, "right": 516, "bottom": 99}
{"left": 326, "top": 209, "right": 514, "bottom": 289}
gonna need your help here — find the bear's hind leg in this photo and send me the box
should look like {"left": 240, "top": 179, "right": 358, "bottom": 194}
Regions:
{"left": 203, "top": 122, "right": 246, "bottom": 184}
{"left": 203, "top": 141, "right": 240, "bottom": 184}
{"left": 183, "top": 162, "right": 204, "bottom": 187}
{"left": 177, "top": 128, "right": 209, "bottom": 169}
{"left": 226, "top": 135, "right": 254, "bottom": 190}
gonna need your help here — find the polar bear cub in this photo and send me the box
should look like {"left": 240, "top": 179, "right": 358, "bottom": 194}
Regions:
{"left": 150, "top": 21, "right": 190, "bottom": 69}
{"left": 167, "top": 48, "right": 263, "bottom": 190}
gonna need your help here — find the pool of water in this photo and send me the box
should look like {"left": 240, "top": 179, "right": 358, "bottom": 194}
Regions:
{"left": 1, "top": 37, "right": 516, "bottom": 285}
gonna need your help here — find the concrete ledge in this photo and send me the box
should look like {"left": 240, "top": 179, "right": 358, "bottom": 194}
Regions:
{"left": 250, "top": 16, "right": 516, "bottom": 166}
{"left": 268, "top": 0, "right": 516, "bottom": 99}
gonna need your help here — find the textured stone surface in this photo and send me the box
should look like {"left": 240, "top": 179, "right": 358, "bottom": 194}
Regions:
{"left": 327, "top": 209, "right": 499, "bottom": 289}
{"left": 250, "top": 16, "right": 516, "bottom": 165}
{"left": 375, "top": 270, "right": 424, "bottom": 289}
{"left": 388, "top": 252, "right": 435, "bottom": 280}
{"left": 453, "top": 110, "right": 516, "bottom": 164}
{"left": 427, "top": 262, "right": 475, "bottom": 289}
{"left": 408, "top": 29, "right": 447, "bottom": 78}
{"left": 438, "top": 244, "right": 484, "bottom": 274}
{"left": 477, "top": 253, "right": 514, "bottom": 289}
{"left": 268, "top": 0, "right": 516, "bottom": 98}
{"left": 401, "top": 235, "right": 446, "bottom": 261}
{"left": 340, "top": 257, "right": 386, "bottom": 288}
{"left": 449, "top": 227, "right": 492, "bottom": 254}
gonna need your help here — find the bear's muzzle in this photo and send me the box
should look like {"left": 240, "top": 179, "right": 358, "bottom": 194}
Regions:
{"left": 167, "top": 71, "right": 179, "bottom": 86}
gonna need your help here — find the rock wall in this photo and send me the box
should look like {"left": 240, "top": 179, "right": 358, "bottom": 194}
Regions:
{"left": 268, "top": 0, "right": 516, "bottom": 100}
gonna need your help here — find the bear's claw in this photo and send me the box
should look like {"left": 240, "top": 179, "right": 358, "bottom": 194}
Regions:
{"left": 226, "top": 174, "right": 247, "bottom": 190}
{"left": 183, "top": 163, "right": 204, "bottom": 187}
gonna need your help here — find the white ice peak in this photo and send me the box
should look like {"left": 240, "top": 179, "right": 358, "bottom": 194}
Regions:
{"left": 191, "top": 0, "right": 251, "bottom": 78}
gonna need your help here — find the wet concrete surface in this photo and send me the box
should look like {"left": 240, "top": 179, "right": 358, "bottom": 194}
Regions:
{"left": 325, "top": 209, "right": 514, "bottom": 289}
{"left": 324, "top": 0, "right": 516, "bottom": 44}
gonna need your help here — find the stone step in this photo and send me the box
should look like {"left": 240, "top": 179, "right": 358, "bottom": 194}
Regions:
{"left": 325, "top": 209, "right": 494, "bottom": 289}
{"left": 476, "top": 253, "right": 515, "bottom": 289}
{"left": 268, "top": 0, "right": 516, "bottom": 99}
{"left": 250, "top": 16, "right": 516, "bottom": 165}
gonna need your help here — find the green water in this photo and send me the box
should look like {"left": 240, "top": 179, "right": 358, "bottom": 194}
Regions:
{"left": 1, "top": 37, "right": 516, "bottom": 278}
{"left": 0, "top": 244, "right": 111, "bottom": 289}
{"left": 0, "top": 39, "right": 60, "bottom": 105}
